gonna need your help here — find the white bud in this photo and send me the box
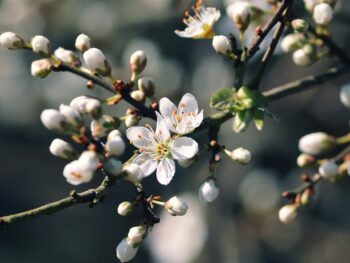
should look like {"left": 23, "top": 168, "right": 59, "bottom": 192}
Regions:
{"left": 291, "top": 19, "right": 309, "bottom": 32}
{"left": 212, "top": 35, "right": 232, "bottom": 55}
{"left": 31, "top": 59, "right": 52, "bottom": 78}
{"left": 319, "top": 161, "right": 339, "bottom": 179}
{"left": 340, "top": 84, "right": 350, "bottom": 108}
{"left": 292, "top": 45, "right": 316, "bottom": 66}
{"left": 54, "top": 47, "right": 79, "bottom": 64}
{"left": 75, "top": 34, "right": 92, "bottom": 53}
{"left": 78, "top": 151, "right": 99, "bottom": 171}
{"left": 281, "top": 33, "right": 305, "bottom": 53}
{"left": 229, "top": 147, "right": 251, "bottom": 165}
{"left": 49, "top": 138, "right": 76, "bottom": 159}
{"left": 40, "top": 109, "right": 66, "bottom": 132}
{"left": 85, "top": 99, "right": 102, "bottom": 119}
{"left": 70, "top": 96, "right": 91, "bottom": 113}
{"left": 107, "top": 129, "right": 122, "bottom": 141}
{"left": 105, "top": 136, "right": 125, "bottom": 156}
{"left": 297, "top": 153, "right": 316, "bottom": 167}
{"left": 278, "top": 204, "right": 298, "bottom": 224}
{"left": 226, "top": 1, "right": 251, "bottom": 31}
{"left": 118, "top": 201, "right": 134, "bottom": 216}
{"left": 164, "top": 196, "right": 188, "bottom": 216}
{"left": 130, "top": 50, "right": 147, "bottom": 80}
{"left": 127, "top": 226, "right": 147, "bottom": 245}
{"left": 59, "top": 104, "right": 83, "bottom": 128}
{"left": 130, "top": 90, "right": 146, "bottom": 103}
{"left": 116, "top": 238, "right": 139, "bottom": 263}
{"left": 0, "top": 32, "right": 25, "bottom": 50}
{"left": 125, "top": 114, "right": 139, "bottom": 128}
{"left": 31, "top": 35, "right": 51, "bottom": 56}
{"left": 63, "top": 160, "right": 94, "bottom": 185}
{"left": 122, "top": 164, "right": 144, "bottom": 183}
{"left": 83, "top": 48, "right": 111, "bottom": 76}
{"left": 303, "top": 0, "right": 319, "bottom": 12}
{"left": 137, "top": 77, "right": 155, "bottom": 97}
{"left": 313, "top": 3, "right": 333, "bottom": 26}
{"left": 298, "top": 132, "right": 335, "bottom": 155}
{"left": 199, "top": 178, "right": 220, "bottom": 202}
{"left": 104, "top": 158, "right": 123, "bottom": 176}
{"left": 91, "top": 115, "right": 119, "bottom": 138}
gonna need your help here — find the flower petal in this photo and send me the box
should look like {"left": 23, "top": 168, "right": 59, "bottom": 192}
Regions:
{"left": 159, "top": 97, "right": 177, "bottom": 119}
{"left": 126, "top": 126, "right": 155, "bottom": 150}
{"left": 132, "top": 153, "right": 158, "bottom": 177}
{"left": 156, "top": 158, "right": 175, "bottom": 185}
{"left": 155, "top": 112, "right": 171, "bottom": 143}
{"left": 193, "top": 109, "right": 204, "bottom": 128}
{"left": 178, "top": 93, "right": 198, "bottom": 114}
{"left": 203, "top": 7, "right": 221, "bottom": 25}
{"left": 171, "top": 137, "right": 199, "bottom": 160}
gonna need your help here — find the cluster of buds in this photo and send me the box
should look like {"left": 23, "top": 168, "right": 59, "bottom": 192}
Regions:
{"left": 303, "top": 0, "right": 336, "bottom": 26}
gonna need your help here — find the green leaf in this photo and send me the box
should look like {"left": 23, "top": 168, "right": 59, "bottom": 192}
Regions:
{"left": 253, "top": 109, "right": 264, "bottom": 131}
{"left": 233, "top": 110, "right": 253, "bottom": 133}
{"left": 210, "top": 88, "right": 236, "bottom": 111}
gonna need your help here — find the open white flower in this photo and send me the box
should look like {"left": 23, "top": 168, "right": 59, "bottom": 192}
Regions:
{"left": 159, "top": 93, "right": 203, "bottom": 135}
{"left": 175, "top": 5, "right": 221, "bottom": 39}
{"left": 126, "top": 113, "right": 199, "bottom": 185}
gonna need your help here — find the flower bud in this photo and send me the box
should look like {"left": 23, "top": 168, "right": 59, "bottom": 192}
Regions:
{"left": 70, "top": 95, "right": 101, "bottom": 115}
{"left": 59, "top": 104, "right": 83, "bottom": 128}
{"left": 31, "top": 35, "right": 51, "bottom": 56}
{"left": 105, "top": 136, "right": 125, "bottom": 156}
{"left": 292, "top": 44, "right": 316, "bottom": 66}
{"left": 107, "top": 129, "right": 122, "bottom": 141}
{"left": 63, "top": 160, "right": 94, "bottom": 185}
{"left": 122, "top": 164, "right": 144, "bottom": 183}
{"left": 54, "top": 47, "right": 79, "bottom": 64}
{"left": 226, "top": 147, "right": 251, "bottom": 165}
{"left": 127, "top": 226, "right": 147, "bottom": 245}
{"left": 226, "top": 2, "right": 251, "bottom": 31}
{"left": 298, "top": 132, "right": 336, "bottom": 155}
{"left": 280, "top": 33, "right": 305, "bottom": 53}
{"left": 0, "top": 32, "right": 25, "bottom": 50}
{"left": 137, "top": 77, "right": 155, "bottom": 97}
{"left": 83, "top": 48, "right": 111, "bottom": 76}
{"left": 104, "top": 158, "right": 123, "bottom": 176}
{"left": 85, "top": 99, "right": 102, "bottom": 119}
{"left": 130, "top": 50, "right": 147, "bottom": 80}
{"left": 199, "top": 178, "right": 220, "bottom": 202}
{"left": 319, "top": 161, "right": 338, "bottom": 179}
{"left": 130, "top": 90, "right": 146, "bottom": 104}
{"left": 313, "top": 3, "right": 333, "bottom": 26}
{"left": 278, "top": 204, "right": 298, "bottom": 224}
{"left": 91, "top": 115, "right": 119, "bottom": 138}
{"left": 116, "top": 238, "right": 139, "bottom": 263}
{"left": 303, "top": 0, "right": 319, "bottom": 12}
{"left": 78, "top": 150, "right": 99, "bottom": 171}
{"left": 49, "top": 138, "right": 76, "bottom": 159}
{"left": 164, "top": 196, "right": 188, "bottom": 216}
{"left": 75, "top": 34, "right": 92, "bottom": 53}
{"left": 125, "top": 114, "right": 139, "bottom": 128}
{"left": 291, "top": 19, "right": 309, "bottom": 32}
{"left": 297, "top": 153, "right": 316, "bottom": 167}
{"left": 31, "top": 59, "right": 52, "bottom": 78}
{"left": 212, "top": 35, "right": 232, "bottom": 55}
{"left": 340, "top": 84, "right": 350, "bottom": 108}
{"left": 118, "top": 201, "right": 134, "bottom": 216}
{"left": 301, "top": 188, "right": 314, "bottom": 206}
{"left": 177, "top": 154, "right": 199, "bottom": 168}
{"left": 40, "top": 109, "right": 67, "bottom": 132}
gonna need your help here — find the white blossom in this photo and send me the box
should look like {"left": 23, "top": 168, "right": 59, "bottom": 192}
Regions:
{"left": 0, "top": 32, "right": 25, "bottom": 50}
{"left": 319, "top": 161, "right": 338, "bottom": 179}
{"left": 78, "top": 150, "right": 99, "bottom": 171}
{"left": 116, "top": 238, "right": 139, "bottom": 263}
{"left": 127, "top": 113, "right": 199, "bottom": 185}
{"left": 164, "top": 196, "right": 188, "bottom": 216}
{"left": 49, "top": 138, "right": 75, "bottom": 159}
{"left": 122, "top": 163, "right": 144, "bottom": 184}
{"left": 75, "top": 34, "right": 92, "bottom": 53}
{"left": 159, "top": 93, "right": 203, "bottom": 135}
{"left": 278, "top": 204, "right": 298, "bottom": 224}
{"left": 175, "top": 6, "right": 221, "bottom": 39}
{"left": 59, "top": 104, "right": 83, "bottom": 128}
{"left": 31, "top": 59, "right": 52, "bottom": 78}
{"left": 199, "top": 178, "right": 219, "bottom": 202}
{"left": 105, "top": 136, "right": 125, "bottom": 157}
{"left": 40, "top": 109, "right": 66, "bottom": 132}
{"left": 104, "top": 158, "right": 123, "bottom": 176}
{"left": 340, "top": 84, "right": 350, "bottom": 108}
{"left": 63, "top": 160, "right": 94, "bottom": 185}
{"left": 31, "top": 35, "right": 51, "bottom": 56}
{"left": 226, "top": 1, "right": 252, "bottom": 31}
{"left": 127, "top": 226, "right": 147, "bottom": 245}
{"left": 212, "top": 35, "right": 232, "bottom": 55}
{"left": 118, "top": 201, "right": 134, "bottom": 216}
{"left": 313, "top": 3, "right": 333, "bottom": 26}
{"left": 298, "top": 132, "right": 335, "bottom": 155}
{"left": 54, "top": 47, "right": 78, "bottom": 64}
{"left": 83, "top": 47, "right": 111, "bottom": 76}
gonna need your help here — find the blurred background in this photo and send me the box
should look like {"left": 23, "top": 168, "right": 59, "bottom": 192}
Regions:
{"left": 0, "top": 0, "right": 350, "bottom": 262}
